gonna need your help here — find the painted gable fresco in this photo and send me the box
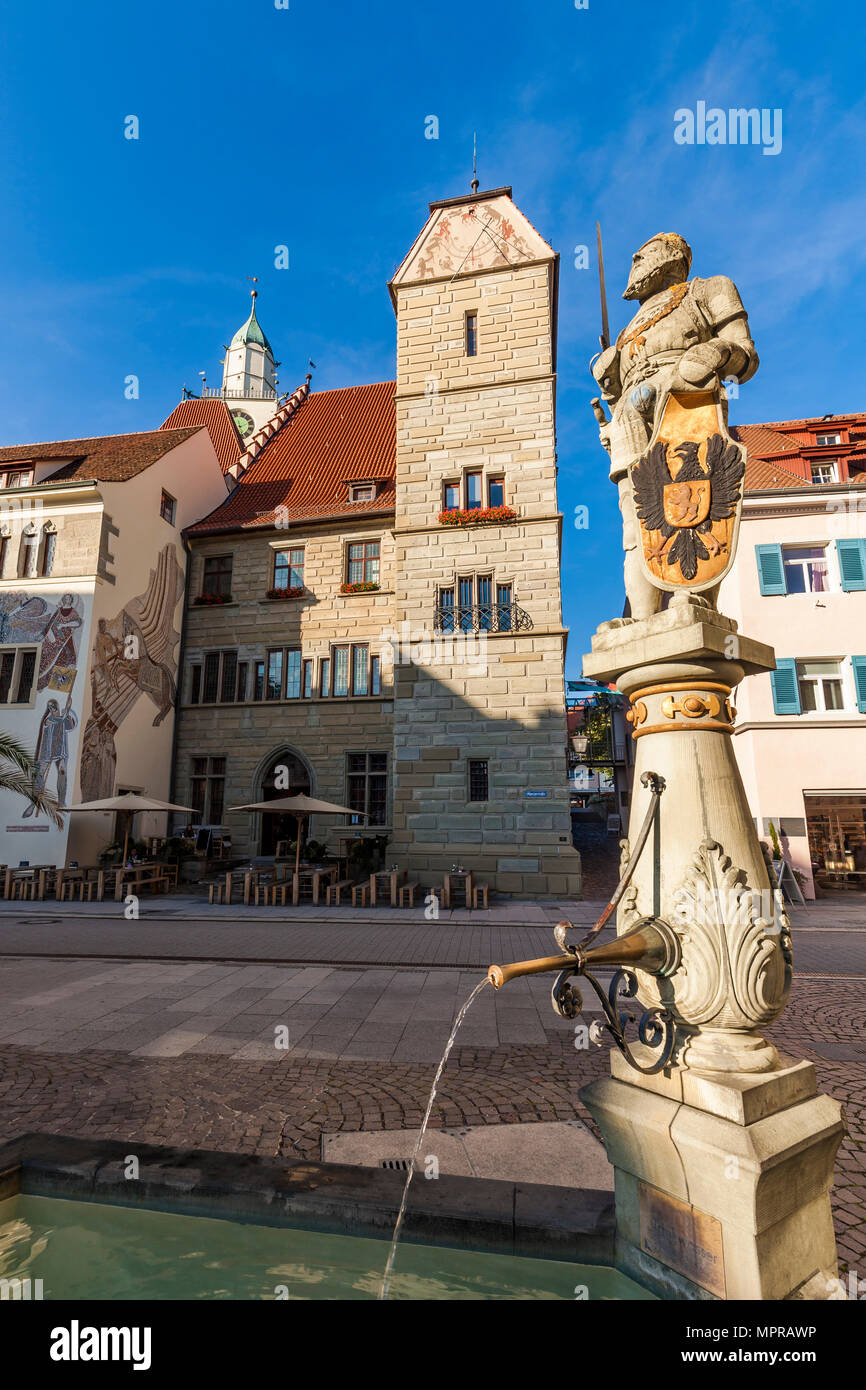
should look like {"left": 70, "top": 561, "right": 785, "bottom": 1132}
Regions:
{"left": 0, "top": 591, "right": 85, "bottom": 819}
{"left": 80, "top": 543, "right": 183, "bottom": 801}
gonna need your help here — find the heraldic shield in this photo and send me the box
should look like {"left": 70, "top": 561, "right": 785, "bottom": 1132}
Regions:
{"left": 630, "top": 389, "right": 747, "bottom": 592}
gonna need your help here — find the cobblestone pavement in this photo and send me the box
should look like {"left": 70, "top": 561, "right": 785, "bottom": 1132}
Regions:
{"left": 0, "top": 905, "right": 863, "bottom": 1281}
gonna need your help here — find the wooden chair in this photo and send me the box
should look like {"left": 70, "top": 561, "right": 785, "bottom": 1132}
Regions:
{"left": 326, "top": 878, "right": 354, "bottom": 906}
{"left": 295, "top": 875, "right": 315, "bottom": 905}
{"left": 75, "top": 879, "right": 99, "bottom": 902}
{"left": 351, "top": 882, "right": 369, "bottom": 907}
{"left": 398, "top": 882, "right": 420, "bottom": 908}
{"left": 208, "top": 882, "right": 227, "bottom": 904}
{"left": 472, "top": 882, "right": 489, "bottom": 909}
{"left": 256, "top": 880, "right": 291, "bottom": 906}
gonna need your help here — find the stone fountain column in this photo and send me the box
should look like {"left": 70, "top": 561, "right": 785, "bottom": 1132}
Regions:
{"left": 580, "top": 601, "right": 845, "bottom": 1300}
{"left": 573, "top": 232, "right": 845, "bottom": 1300}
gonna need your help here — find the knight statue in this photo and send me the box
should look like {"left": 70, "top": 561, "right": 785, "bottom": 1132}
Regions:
{"left": 591, "top": 232, "right": 758, "bottom": 620}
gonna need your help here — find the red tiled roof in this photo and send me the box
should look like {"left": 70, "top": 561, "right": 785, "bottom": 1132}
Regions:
{"left": 735, "top": 409, "right": 866, "bottom": 489}
{"left": 160, "top": 398, "right": 243, "bottom": 475}
{"left": 745, "top": 411, "right": 865, "bottom": 431}
{"left": 731, "top": 423, "right": 800, "bottom": 457}
{"left": 187, "top": 381, "right": 396, "bottom": 535}
{"left": 0, "top": 428, "right": 200, "bottom": 483}
{"left": 742, "top": 455, "right": 806, "bottom": 490}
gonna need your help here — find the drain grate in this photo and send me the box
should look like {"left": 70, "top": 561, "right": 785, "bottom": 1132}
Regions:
{"left": 380, "top": 1158, "right": 411, "bottom": 1171}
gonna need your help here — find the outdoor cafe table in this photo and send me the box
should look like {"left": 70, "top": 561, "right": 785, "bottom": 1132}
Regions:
{"left": 293, "top": 865, "right": 338, "bottom": 905}
{"left": 55, "top": 866, "right": 104, "bottom": 900}
{"left": 113, "top": 863, "right": 168, "bottom": 901}
{"left": 4, "top": 865, "right": 56, "bottom": 901}
{"left": 441, "top": 870, "right": 473, "bottom": 909}
{"left": 241, "top": 866, "right": 292, "bottom": 905}
{"left": 370, "top": 868, "right": 407, "bottom": 907}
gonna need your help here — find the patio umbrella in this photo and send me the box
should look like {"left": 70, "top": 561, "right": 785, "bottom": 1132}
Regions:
{"left": 228, "top": 793, "right": 368, "bottom": 872}
{"left": 66, "top": 792, "right": 195, "bottom": 865}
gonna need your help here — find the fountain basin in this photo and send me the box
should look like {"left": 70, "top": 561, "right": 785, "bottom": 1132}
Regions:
{"left": 0, "top": 1133, "right": 651, "bottom": 1300}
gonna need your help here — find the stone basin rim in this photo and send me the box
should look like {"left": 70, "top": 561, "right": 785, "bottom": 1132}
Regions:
{"left": 0, "top": 1131, "right": 616, "bottom": 1269}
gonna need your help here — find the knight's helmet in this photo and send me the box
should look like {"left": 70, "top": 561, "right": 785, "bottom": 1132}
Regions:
{"left": 640, "top": 232, "right": 692, "bottom": 277}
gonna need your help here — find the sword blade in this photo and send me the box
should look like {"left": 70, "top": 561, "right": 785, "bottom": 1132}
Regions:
{"left": 597, "top": 221, "right": 610, "bottom": 351}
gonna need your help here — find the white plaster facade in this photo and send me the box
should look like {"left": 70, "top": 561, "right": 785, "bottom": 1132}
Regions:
{"left": 718, "top": 480, "right": 866, "bottom": 896}
{"left": 0, "top": 430, "right": 229, "bottom": 868}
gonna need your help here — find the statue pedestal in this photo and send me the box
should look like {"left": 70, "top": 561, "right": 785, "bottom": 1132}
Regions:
{"left": 581, "top": 1051, "right": 845, "bottom": 1300}
{"left": 580, "top": 603, "right": 845, "bottom": 1296}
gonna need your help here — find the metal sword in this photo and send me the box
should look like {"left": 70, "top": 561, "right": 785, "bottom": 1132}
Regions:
{"left": 597, "top": 221, "right": 610, "bottom": 352}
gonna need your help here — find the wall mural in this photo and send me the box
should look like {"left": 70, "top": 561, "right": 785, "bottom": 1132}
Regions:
{"left": 414, "top": 202, "right": 537, "bottom": 280}
{"left": 0, "top": 591, "right": 83, "bottom": 693}
{"left": 80, "top": 544, "right": 183, "bottom": 801}
{"left": 0, "top": 591, "right": 84, "bottom": 818}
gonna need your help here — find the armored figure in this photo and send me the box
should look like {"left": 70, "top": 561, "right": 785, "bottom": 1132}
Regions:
{"left": 22, "top": 694, "right": 77, "bottom": 815}
{"left": 592, "top": 233, "right": 758, "bottom": 619}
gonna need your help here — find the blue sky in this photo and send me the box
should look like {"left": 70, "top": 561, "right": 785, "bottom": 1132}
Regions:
{"left": 1, "top": 0, "right": 864, "bottom": 665}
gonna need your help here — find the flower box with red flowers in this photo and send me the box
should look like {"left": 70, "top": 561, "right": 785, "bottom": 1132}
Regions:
{"left": 437, "top": 506, "right": 517, "bottom": 527}
{"left": 265, "top": 586, "right": 305, "bottom": 601}
{"left": 340, "top": 581, "right": 380, "bottom": 595}
{"left": 193, "top": 592, "right": 233, "bottom": 606}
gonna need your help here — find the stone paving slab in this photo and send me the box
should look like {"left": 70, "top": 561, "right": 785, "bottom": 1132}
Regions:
{"left": 321, "top": 1118, "right": 615, "bottom": 1190}
{"left": 0, "top": 957, "right": 593, "bottom": 1062}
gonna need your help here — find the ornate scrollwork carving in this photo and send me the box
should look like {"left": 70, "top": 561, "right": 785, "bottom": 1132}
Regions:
{"left": 552, "top": 963, "right": 676, "bottom": 1075}
{"left": 626, "top": 699, "right": 647, "bottom": 728}
{"left": 661, "top": 692, "right": 721, "bottom": 720}
{"left": 672, "top": 838, "right": 791, "bottom": 1030}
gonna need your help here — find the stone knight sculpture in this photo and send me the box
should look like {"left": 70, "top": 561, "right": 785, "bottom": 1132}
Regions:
{"left": 591, "top": 233, "right": 758, "bottom": 619}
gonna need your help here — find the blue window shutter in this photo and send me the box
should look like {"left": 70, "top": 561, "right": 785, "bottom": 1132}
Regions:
{"left": 771, "top": 658, "right": 801, "bottom": 715}
{"left": 837, "top": 539, "right": 866, "bottom": 591}
{"left": 755, "top": 543, "right": 785, "bottom": 595}
{"left": 853, "top": 657, "right": 866, "bottom": 714}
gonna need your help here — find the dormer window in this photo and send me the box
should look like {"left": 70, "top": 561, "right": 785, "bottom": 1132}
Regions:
{"left": 811, "top": 461, "right": 838, "bottom": 484}
{"left": 349, "top": 482, "right": 376, "bottom": 503}
{"left": 815, "top": 432, "right": 842, "bottom": 446}
{"left": 0, "top": 469, "right": 34, "bottom": 489}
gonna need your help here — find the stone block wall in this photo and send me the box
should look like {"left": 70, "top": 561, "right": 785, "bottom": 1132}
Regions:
{"left": 178, "top": 517, "right": 397, "bottom": 857}
{"left": 389, "top": 217, "right": 581, "bottom": 897}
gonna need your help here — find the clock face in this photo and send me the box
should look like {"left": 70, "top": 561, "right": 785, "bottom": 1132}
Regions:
{"left": 232, "top": 409, "right": 255, "bottom": 439}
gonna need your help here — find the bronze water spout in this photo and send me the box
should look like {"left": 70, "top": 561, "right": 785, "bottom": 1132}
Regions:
{"left": 487, "top": 916, "right": 680, "bottom": 1076}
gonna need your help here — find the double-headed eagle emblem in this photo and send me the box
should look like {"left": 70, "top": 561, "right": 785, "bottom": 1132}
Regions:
{"left": 632, "top": 431, "right": 745, "bottom": 584}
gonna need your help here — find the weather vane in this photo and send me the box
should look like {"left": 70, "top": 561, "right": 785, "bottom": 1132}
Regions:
{"left": 471, "top": 132, "right": 479, "bottom": 195}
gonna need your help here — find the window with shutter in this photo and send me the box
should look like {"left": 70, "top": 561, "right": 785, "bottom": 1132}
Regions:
{"left": 853, "top": 656, "right": 866, "bottom": 713}
{"left": 770, "top": 658, "right": 801, "bottom": 715}
{"left": 837, "top": 539, "right": 866, "bottom": 591}
{"left": 755, "top": 544, "right": 785, "bottom": 595}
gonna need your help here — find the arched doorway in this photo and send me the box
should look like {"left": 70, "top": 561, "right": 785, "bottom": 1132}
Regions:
{"left": 258, "top": 750, "right": 310, "bottom": 856}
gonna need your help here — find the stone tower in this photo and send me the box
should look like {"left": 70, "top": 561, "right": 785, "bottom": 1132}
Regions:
{"left": 218, "top": 289, "right": 280, "bottom": 441}
{"left": 387, "top": 187, "right": 582, "bottom": 897}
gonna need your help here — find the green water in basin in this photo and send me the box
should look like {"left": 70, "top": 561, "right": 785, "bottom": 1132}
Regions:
{"left": 0, "top": 1194, "right": 653, "bottom": 1300}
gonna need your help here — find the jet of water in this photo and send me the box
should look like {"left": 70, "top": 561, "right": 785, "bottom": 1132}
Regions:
{"left": 378, "top": 977, "right": 491, "bottom": 1300}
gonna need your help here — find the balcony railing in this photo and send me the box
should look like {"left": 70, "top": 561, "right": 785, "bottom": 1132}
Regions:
{"left": 200, "top": 386, "right": 277, "bottom": 400}
{"left": 433, "top": 603, "right": 533, "bottom": 635}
